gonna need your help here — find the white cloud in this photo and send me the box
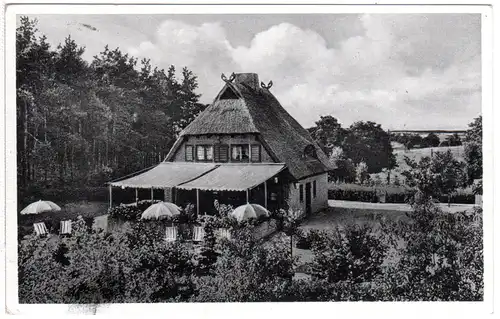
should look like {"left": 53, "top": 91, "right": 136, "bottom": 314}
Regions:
{"left": 127, "top": 14, "right": 481, "bottom": 130}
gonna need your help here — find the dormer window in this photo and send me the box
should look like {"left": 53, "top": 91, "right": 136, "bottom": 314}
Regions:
{"left": 304, "top": 144, "right": 317, "bottom": 159}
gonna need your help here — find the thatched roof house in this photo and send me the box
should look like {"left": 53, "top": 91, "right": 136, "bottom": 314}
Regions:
{"left": 111, "top": 73, "right": 332, "bottom": 215}
{"left": 166, "top": 73, "right": 333, "bottom": 179}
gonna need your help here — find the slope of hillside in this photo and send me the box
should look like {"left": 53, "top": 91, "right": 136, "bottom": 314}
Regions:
{"left": 371, "top": 145, "right": 465, "bottom": 184}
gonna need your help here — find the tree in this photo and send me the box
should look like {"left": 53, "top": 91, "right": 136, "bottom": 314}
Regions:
{"left": 16, "top": 17, "right": 205, "bottom": 191}
{"left": 423, "top": 133, "right": 440, "bottom": 148}
{"left": 330, "top": 152, "right": 356, "bottom": 183}
{"left": 405, "top": 134, "right": 423, "bottom": 150}
{"left": 310, "top": 115, "right": 346, "bottom": 156}
{"left": 464, "top": 116, "right": 482, "bottom": 184}
{"left": 343, "top": 121, "right": 396, "bottom": 174}
{"left": 402, "top": 150, "right": 466, "bottom": 205}
{"left": 446, "top": 133, "right": 462, "bottom": 146}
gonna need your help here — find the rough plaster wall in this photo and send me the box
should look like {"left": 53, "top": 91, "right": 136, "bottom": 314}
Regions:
{"left": 286, "top": 172, "right": 328, "bottom": 215}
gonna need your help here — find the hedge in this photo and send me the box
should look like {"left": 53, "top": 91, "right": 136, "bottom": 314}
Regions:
{"left": 328, "top": 183, "right": 474, "bottom": 204}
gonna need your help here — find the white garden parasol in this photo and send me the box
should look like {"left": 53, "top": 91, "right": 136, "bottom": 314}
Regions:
{"left": 141, "top": 202, "right": 182, "bottom": 220}
{"left": 230, "top": 203, "right": 269, "bottom": 222}
{"left": 20, "top": 200, "right": 62, "bottom": 215}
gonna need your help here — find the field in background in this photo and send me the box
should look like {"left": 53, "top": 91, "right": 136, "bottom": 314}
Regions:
{"left": 371, "top": 145, "right": 465, "bottom": 184}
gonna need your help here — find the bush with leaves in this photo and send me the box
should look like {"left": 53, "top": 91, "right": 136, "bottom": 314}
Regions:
{"left": 309, "top": 224, "right": 388, "bottom": 284}
{"left": 19, "top": 216, "right": 197, "bottom": 303}
{"left": 108, "top": 204, "right": 142, "bottom": 221}
{"left": 190, "top": 227, "right": 297, "bottom": 302}
{"left": 402, "top": 150, "right": 466, "bottom": 204}
{"left": 380, "top": 194, "right": 483, "bottom": 301}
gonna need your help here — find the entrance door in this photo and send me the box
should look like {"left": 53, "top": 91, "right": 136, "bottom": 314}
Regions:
{"left": 305, "top": 182, "right": 312, "bottom": 215}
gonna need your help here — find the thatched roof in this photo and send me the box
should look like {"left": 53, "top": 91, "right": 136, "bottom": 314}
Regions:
{"left": 167, "top": 73, "right": 334, "bottom": 180}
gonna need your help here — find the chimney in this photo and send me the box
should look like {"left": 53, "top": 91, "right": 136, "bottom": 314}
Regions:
{"left": 234, "top": 73, "right": 259, "bottom": 90}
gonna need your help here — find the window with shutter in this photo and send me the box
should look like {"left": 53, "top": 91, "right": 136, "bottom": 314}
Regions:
{"left": 185, "top": 145, "right": 193, "bottom": 161}
{"left": 313, "top": 180, "right": 317, "bottom": 198}
{"left": 251, "top": 144, "right": 261, "bottom": 162}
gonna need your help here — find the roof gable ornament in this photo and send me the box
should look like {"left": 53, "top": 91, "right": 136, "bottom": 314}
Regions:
{"left": 260, "top": 80, "right": 273, "bottom": 90}
{"left": 221, "top": 72, "right": 236, "bottom": 83}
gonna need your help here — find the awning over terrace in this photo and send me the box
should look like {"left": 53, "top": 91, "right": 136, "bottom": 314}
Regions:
{"left": 109, "top": 162, "right": 286, "bottom": 191}
{"left": 109, "top": 162, "right": 218, "bottom": 189}
{"left": 176, "top": 163, "right": 286, "bottom": 191}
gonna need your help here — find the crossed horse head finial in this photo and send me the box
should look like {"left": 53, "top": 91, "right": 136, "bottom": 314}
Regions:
{"left": 221, "top": 72, "right": 236, "bottom": 83}
{"left": 260, "top": 80, "right": 273, "bottom": 90}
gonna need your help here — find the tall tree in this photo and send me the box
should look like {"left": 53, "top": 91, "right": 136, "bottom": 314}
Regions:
{"left": 463, "top": 116, "right": 482, "bottom": 184}
{"left": 310, "top": 115, "right": 346, "bottom": 156}
{"left": 342, "top": 121, "right": 396, "bottom": 174}
{"left": 402, "top": 150, "right": 466, "bottom": 205}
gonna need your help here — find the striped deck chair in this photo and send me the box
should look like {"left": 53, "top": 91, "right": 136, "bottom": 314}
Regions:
{"left": 192, "top": 226, "right": 205, "bottom": 242}
{"left": 33, "top": 222, "right": 48, "bottom": 237}
{"left": 60, "top": 220, "right": 72, "bottom": 236}
{"left": 165, "top": 226, "right": 178, "bottom": 243}
{"left": 216, "top": 228, "right": 231, "bottom": 240}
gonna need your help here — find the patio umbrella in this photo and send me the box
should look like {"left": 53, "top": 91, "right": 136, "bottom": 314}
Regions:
{"left": 230, "top": 203, "right": 269, "bottom": 222}
{"left": 20, "top": 200, "right": 61, "bottom": 215}
{"left": 141, "top": 201, "right": 181, "bottom": 220}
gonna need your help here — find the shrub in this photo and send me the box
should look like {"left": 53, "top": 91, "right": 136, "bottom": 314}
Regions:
{"left": 437, "top": 189, "right": 475, "bottom": 204}
{"left": 309, "top": 224, "right": 388, "bottom": 283}
{"left": 19, "top": 216, "right": 197, "bottom": 303}
{"left": 295, "top": 229, "right": 323, "bottom": 250}
{"left": 328, "top": 183, "right": 474, "bottom": 204}
{"left": 384, "top": 198, "right": 483, "bottom": 301}
{"left": 108, "top": 205, "right": 142, "bottom": 221}
{"left": 328, "top": 184, "right": 378, "bottom": 202}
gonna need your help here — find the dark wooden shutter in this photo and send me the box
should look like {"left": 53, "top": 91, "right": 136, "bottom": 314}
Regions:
{"left": 214, "top": 144, "right": 220, "bottom": 162}
{"left": 299, "top": 184, "right": 304, "bottom": 203}
{"left": 219, "top": 144, "right": 229, "bottom": 162}
{"left": 251, "top": 144, "right": 261, "bottom": 162}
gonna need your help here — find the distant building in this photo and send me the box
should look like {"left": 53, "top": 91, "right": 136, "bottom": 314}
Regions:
{"left": 110, "top": 73, "right": 333, "bottom": 216}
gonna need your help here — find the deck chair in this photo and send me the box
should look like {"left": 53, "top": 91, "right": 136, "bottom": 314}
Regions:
{"left": 33, "top": 222, "right": 48, "bottom": 237}
{"left": 165, "top": 226, "right": 178, "bottom": 243}
{"left": 192, "top": 226, "right": 205, "bottom": 242}
{"left": 60, "top": 220, "right": 72, "bottom": 236}
{"left": 216, "top": 228, "right": 231, "bottom": 240}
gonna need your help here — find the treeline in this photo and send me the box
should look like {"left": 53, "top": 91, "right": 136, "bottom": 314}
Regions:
{"left": 390, "top": 132, "right": 462, "bottom": 150}
{"left": 16, "top": 17, "right": 207, "bottom": 191}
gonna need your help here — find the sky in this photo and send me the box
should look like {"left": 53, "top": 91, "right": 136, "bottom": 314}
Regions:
{"left": 22, "top": 14, "right": 482, "bottom": 130}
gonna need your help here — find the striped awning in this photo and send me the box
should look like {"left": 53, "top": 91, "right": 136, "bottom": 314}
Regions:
{"left": 109, "top": 162, "right": 218, "bottom": 189}
{"left": 177, "top": 163, "right": 286, "bottom": 191}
